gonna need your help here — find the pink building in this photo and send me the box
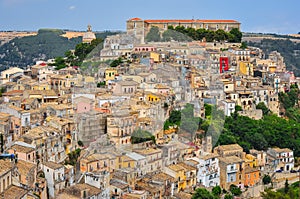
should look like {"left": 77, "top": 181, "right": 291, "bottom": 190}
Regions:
{"left": 8, "top": 141, "right": 36, "bottom": 163}
{"left": 133, "top": 45, "right": 156, "bottom": 52}
{"left": 155, "top": 84, "right": 170, "bottom": 94}
{"left": 73, "top": 96, "right": 94, "bottom": 113}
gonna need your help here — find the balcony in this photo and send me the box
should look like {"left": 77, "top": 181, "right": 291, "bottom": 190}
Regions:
{"left": 227, "top": 168, "right": 238, "bottom": 173}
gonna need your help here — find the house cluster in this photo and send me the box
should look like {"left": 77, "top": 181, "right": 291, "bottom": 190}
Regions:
{"left": 0, "top": 19, "right": 298, "bottom": 199}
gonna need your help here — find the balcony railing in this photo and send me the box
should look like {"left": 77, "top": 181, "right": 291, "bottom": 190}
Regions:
{"left": 227, "top": 168, "right": 238, "bottom": 173}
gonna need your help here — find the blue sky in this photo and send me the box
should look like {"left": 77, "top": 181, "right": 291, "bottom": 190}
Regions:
{"left": 0, "top": 0, "right": 299, "bottom": 34}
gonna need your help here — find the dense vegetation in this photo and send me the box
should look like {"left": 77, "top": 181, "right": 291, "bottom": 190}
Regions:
{"left": 131, "top": 128, "right": 156, "bottom": 144}
{"left": 0, "top": 29, "right": 119, "bottom": 71}
{"left": 279, "top": 84, "right": 300, "bottom": 122}
{"left": 0, "top": 29, "right": 82, "bottom": 70}
{"left": 192, "top": 185, "right": 240, "bottom": 199}
{"left": 262, "top": 181, "right": 299, "bottom": 199}
{"left": 218, "top": 113, "right": 300, "bottom": 156}
{"left": 146, "top": 26, "right": 242, "bottom": 43}
{"left": 64, "top": 148, "right": 81, "bottom": 166}
{"left": 247, "top": 38, "right": 300, "bottom": 76}
{"left": 164, "top": 88, "right": 300, "bottom": 156}
{"left": 51, "top": 38, "right": 103, "bottom": 70}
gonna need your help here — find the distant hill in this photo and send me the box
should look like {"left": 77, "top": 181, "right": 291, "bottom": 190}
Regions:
{"left": 0, "top": 29, "right": 120, "bottom": 71}
{"left": 244, "top": 33, "right": 300, "bottom": 76}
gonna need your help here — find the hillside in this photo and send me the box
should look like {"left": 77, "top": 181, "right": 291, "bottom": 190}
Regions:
{"left": 0, "top": 29, "right": 120, "bottom": 71}
{"left": 0, "top": 29, "right": 82, "bottom": 70}
{"left": 244, "top": 33, "right": 300, "bottom": 76}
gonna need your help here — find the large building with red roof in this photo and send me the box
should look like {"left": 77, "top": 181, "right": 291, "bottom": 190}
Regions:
{"left": 126, "top": 18, "right": 241, "bottom": 43}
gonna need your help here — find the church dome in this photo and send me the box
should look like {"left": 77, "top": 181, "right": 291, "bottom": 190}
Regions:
{"left": 82, "top": 24, "right": 96, "bottom": 43}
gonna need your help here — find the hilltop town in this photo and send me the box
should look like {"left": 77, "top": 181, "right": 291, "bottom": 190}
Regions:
{"left": 0, "top": 18, "right": 299, "bottom": 199}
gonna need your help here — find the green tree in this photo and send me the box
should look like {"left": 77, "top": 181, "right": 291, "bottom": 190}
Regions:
{"left": 110, "top": 57, "right": 123, "bottom": 67}
{"left": 284, "top": 179, "right": 289, "bottom": 194}
{"left": 169, "top": 110, "right": 181, "bottom": 125}
{"left": 53, "top": 56, "right": 67, "bottom": 70}
{"left": 77, "top": 140, "right": 84, "bottom": 147}
{"left": 228, "top": 28, "right": 242, "bottom": 42}
{"left": 192, "top": 188, "right": 214, "bottom": 199}
{"left": 256, "top": 102, "right": 270, "bottom": 116}
{"left": 214, "top": 29, "right": 227, "bottom": 41}
{"left": 180, "top": 104, "right": 201, "bottom": 140}
{"left": 0, "top": 87, "right": 5, "bottom": 97}
{"left": 145, "top": 26, "right": 161, "bottom": 42}
{"left": 212, "top": 185, "right": 222, "bottom": 196}
{"left": 64, "top": 148, "right": 81, "bottom": 166}
{"left": 240, "top": 41, "right": 248, "bottom": 49}
{"left": 224, "top": 194, "right": 233, "bottom": 199}
{"left": 131, "top": 129, "right": 155, "bottom": 144}
{"left": 204, "top": 104, "right": 212, "bottom": 118}
{"left": 230, "top": 184, "right": 242, "bottom": 196}
{"left": 235, "top": 105, "right": 242, "bottom": 112}
{"left": 262, "top": 174, "right": 271, "bottom": 185}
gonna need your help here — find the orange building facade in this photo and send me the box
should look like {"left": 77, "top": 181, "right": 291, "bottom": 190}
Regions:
{"left": 244, "top": 167, "right": 260, "bottom": 187}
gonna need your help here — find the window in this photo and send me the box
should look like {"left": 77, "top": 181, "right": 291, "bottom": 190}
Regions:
{"left": 47, "top": 169, "right": 49, "bottom": 172}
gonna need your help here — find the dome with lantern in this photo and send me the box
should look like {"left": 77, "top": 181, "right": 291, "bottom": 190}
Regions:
{"left": 82, "top": 24, "right": 96, "bottom": 43}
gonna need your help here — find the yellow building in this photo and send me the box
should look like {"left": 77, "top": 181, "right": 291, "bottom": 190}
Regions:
{"left": 31, "top": 83, "right": 51, "bottom": 91}
{"left": 239, "top": 62, "right": 253, "bottom": 76}
{"left": 150, "top": 52, "right": 161, "bottom": 63}
{"left": 105, "top": 68, "right": 118, "bottom": 85}
{"left": 165, "top": 164, "right": 187, "bottom": 192}
{"left": 244, "top": 154, "right": 258, "bottom": 168}
{"left": 146, "top": 93, "right": 160, "bottom": 102}
{"left": 119, "top": 155, "right": 136, "bottom": 169}
{"left": 84, "top": 76, "right": 95, "bottom": 83}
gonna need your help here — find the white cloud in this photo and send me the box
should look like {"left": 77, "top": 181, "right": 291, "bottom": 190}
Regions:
{"left": 69, "top": 5, "right": 75, "bottom": 10}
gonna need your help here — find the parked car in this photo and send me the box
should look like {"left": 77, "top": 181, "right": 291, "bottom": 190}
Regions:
{"left": 290, "top": 170, "right": 297, "bottom": 173}
{"left": 275, "top": 169, "right": 282, "bottom": 173}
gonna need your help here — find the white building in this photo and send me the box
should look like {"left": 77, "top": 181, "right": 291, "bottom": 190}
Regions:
{"left": 126, "top": 152, "right": 147, "bottom": 177}
{"left": 84, "top": 171, "right": 110, "bottom": 199}
{"left": 0, "top": 67, "right": 24, "bottom": 84}
{"left": 222, "top": 100, "right": 235, "bottom": 116}
{"left": 189, "top": 154, "right": 220, "bottom": 187}
{"left": 42, "top": 161, "right": 65, "bottom": 198}
{"left": 267, "top": 147, "right": 294, "bottom": 172}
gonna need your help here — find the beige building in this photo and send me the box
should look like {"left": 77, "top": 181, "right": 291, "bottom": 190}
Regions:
{"left": 82, "top": 24, "right": 96, "bottom": 44}
{"left": 0, "top": 67, "right": 24, "bottom": 84}
{"left": 127, "top": 18, "right": 241, "bottom": 43}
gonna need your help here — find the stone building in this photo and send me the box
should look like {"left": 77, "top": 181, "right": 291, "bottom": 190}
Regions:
{"left": 127, "top": 18, "right": 241, "bottom": 43}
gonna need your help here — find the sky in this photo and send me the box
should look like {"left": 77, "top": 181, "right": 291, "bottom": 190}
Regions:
{"left": 0, "top": 0, "right": 300, "bottom": 34}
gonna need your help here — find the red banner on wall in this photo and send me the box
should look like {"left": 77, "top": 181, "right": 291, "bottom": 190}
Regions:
{"left": 220, "top": 57, "right": 229, "bottom": 73}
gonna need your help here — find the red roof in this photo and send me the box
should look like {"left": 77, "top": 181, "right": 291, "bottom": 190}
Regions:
{"left": 128, "top": 17, "right": 142, "bottom": 21}
{"left": 128, "top": 18, "right": 239, "bottom": 23}
{"left": 144, "top": 19, "right": 239, "bottom": 23}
